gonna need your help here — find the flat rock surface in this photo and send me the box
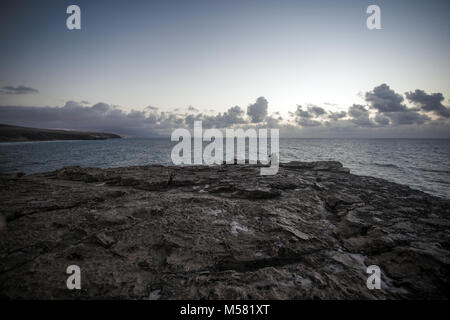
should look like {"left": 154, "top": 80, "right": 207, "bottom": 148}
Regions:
{"left": 0, "top": 161, "right": 449, "bottom": 299}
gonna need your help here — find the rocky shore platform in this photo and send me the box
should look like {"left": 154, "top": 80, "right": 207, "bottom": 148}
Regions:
{"left": 1, "top": 161, "right": 449, "bottom": 299}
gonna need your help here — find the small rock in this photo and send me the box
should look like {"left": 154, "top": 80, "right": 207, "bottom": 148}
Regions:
{"left": 94, "top": 233, "right": 116, "bottom": 248}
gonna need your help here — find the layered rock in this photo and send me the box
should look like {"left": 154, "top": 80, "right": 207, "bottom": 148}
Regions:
{"left": 0, "top": 161, "right": 449, "bottom": 299}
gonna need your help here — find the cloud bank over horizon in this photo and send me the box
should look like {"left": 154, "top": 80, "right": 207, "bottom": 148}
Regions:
{"left": 0, "top": 85, "right": 39, "bottom": 95}
{"left": 0, "top": 84, "right": 449, "bottom": 138}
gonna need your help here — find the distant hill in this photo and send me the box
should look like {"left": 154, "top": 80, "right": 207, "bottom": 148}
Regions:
{"left": 0, "top": 124, "right": 121, "bottom": 142}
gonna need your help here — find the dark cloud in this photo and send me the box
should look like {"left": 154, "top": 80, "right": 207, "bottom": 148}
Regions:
{"left": 1, "top": 85, "right": 39, "bottom": 95}
{"left": 0, "top": 102, "right": 177, "bottom": 137}
{"left": 363, "top": 84, "right": 439, "bottom": 127}
{"left": 0, "top": 88, "right": 448, "bottom": 137}
{"left": 265, "top": 115, "right": 282, "bottom": 127}
{"left": 247, "top": 96, "right": 268, "bottom": 123}
{"left": 296, "top": 118, "right": 322, "bottom": 127}
{"left": 0, "top": 101, "right": 249, "bottom": 136}
{"left": 295, "top": 105, "right": 327, "bottom": 119}
{"left": 307, "top": 105, "right": 326, "bottom": 117}
{"left": 294, "top": 105, "right": 312, "bottom": 119}
{"left": 348, "top": 104, "right": 374, "bottom": 127}
{"left": 223, "top": 106, "right": 246, "bottom": 124}
{"left": 405, "top": 89, "right": 450, "bottom": 118}
{"left": 328, "top": 111, "right": 347, "bottom": 121}
{"left": 387, "top": 110, "right": 430, "bottom": 125}
{"left": 374, "top": 113, "right": 390, "bottom": 126}
{"left": 348, "top": 104, "right": 368, "bottom": 118}
{"left": 187, "top": 106, "right": 199, "bottom": 112}
{"left": 365, "top": 83, "right": 407, "bottom": 112}
{"left": 188, "top": 105, "right": 247, "bottom": 128}
{"left": 294, "top": 105, "right": 324, "bottom": 126}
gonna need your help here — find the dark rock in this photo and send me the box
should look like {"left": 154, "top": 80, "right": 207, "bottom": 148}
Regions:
{"left": 93, "top": 233, "right": 116, "bottom": 249}
{"left": 0, "top": 161, "right": 449, "bottom": 299}
{"left": 235, "top": 187, "right": 281, "bottom": 199}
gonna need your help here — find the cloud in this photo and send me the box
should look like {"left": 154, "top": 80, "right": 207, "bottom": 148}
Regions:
{"left": 307, "top": 105, "right": 327, "bottom": 117}
{"left": 363, "top": 84, "right": 437, "bottom": 127}
{"left": 387, "top": 110, "right": 430, "bottom": 125}
{"left": 1, "top": 85, "right": 39, "bottom": 95}
{"left": 294, "top": 105, "right": 325, "bottom": 126}
{"left": 348, "top": 104, "right": 368, "bottom": 118}
{"left": 405, "top": 89, "right": 450, "bottom": 118}
{"left": 328, "top": 111, "right": 347, "bottom": 121}
{"left": 247, "top": 96, "right": 268, "bottom": 123}
{"left": 265, "top": 115, "right": 282, "bottom": 127}
{"left": 0, "top": 87, "right": 448, "bottom": 138}
{"left": 0, "top": 102, "right": 176, "bottom": 137}
{"left": 295, "top": 105, "right": 328, "bottom": 120}
{"left": 294, "top": 105, "right": 312, "bottom": 119}
{"left": 365, "top": 83, "right": 407, "bottom": 112}
{"left": 187, "top": 105, "right": 247, "bottom": 128}
{"left": 348, "top": 104, "right": 374, "bottom": 127}
{"left": 374, "top": 113, "right": 390, "bottom": 126}
{"left": 296, "top": 118, "right": 322, "bottom": 127}
{"left": 187, "top": 106, "right": 199, "bottom": 112}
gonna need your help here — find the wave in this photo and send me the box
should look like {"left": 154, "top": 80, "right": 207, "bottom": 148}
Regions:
{"left": 418, "top": 168, "right": 450, "bottom": 174}
{"left": 372, "top": 162, "right": 400, "bottom": 169}
{"left": 429, "top": 179, "right": 450, "bottom": 185}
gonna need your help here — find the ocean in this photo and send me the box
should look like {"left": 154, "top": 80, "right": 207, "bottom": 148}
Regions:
{"left": 0, "top": 138, "right": 449, "bottom": 199}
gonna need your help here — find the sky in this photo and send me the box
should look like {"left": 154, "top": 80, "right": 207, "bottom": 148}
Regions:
{"left": 0, "top": 0, "right": 449, "bottom": 137}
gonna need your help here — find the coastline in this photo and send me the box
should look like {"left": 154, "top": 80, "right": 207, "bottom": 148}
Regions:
{"left": 0, "top": 124, "right": 121, "bottom": 142}
{"left": 1, "top": 161, "right": 449, "bottom": 299}
{"left": 1, "top": 138, "right": 449, "bottom": 199}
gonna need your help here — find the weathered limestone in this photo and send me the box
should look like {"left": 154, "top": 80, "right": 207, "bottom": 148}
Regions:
{"left": 0, "top": 161, "right": 449, "bottom": 299}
